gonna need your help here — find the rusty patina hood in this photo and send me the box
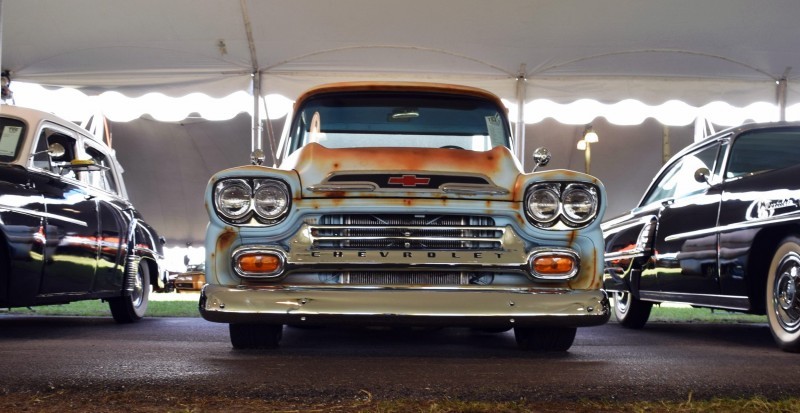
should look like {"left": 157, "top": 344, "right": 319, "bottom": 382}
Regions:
{"left": 281, "top": 143, "right": 524, "bottom": 201}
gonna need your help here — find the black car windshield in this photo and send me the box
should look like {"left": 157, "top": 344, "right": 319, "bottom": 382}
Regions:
{"left": 286, "top": 91, "right": 511, "bottom": 156}
{"left": 0, "top": 117, "right": 26, "bottom": 162}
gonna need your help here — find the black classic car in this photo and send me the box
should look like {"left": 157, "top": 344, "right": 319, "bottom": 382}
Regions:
{"left": 603, "top": 122, "right": 800, "bottom": 351}
{"left": 0, "top": 105, "right": 167, "bottom": 322}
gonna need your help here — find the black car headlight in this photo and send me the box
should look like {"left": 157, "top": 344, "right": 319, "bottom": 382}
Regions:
{"left": 214, "top": 178, "right": 290, "bottom": 224}
{"left": 525, "top": 182, "right": 599, "bottom": 229}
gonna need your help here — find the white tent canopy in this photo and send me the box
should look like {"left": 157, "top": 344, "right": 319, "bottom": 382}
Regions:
{"left": 4, "top": 0, "right": 800, "bottom": 248}
{"left": 4, "top": 0, "right": 800, "bottom": 110}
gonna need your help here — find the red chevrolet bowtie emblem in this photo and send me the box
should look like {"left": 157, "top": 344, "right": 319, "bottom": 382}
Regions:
{"left": 387, "top": 175, "right": 431, "bottom": 187}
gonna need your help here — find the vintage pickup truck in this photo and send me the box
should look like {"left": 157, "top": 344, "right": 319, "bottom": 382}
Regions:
{"left": 200, "top": 82, "right": 609, "bottom": 351}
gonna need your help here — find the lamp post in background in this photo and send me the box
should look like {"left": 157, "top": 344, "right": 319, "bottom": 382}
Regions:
{"left": 576, "top": 125, "right": 599, "bottom": 174}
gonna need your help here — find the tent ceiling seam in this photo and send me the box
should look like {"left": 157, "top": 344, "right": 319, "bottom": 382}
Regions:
{"left": 240, "top": 0, "right": 259, "bottom": 71}
{"left": 531, "top": 49, "right": 778, "bottom": 80}
{"left": 259, "top": 45, "right": 515, "bottom": 76}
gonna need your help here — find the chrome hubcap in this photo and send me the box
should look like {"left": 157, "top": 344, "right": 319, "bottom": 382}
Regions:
{"left": 615, "top": 291, "right": 630, "bottom": 314}
{"left": 131, "top": 267, "right": 144, "bottom": 308}
{"left": 774, "top": 254, "right": 800, "bottom": 332}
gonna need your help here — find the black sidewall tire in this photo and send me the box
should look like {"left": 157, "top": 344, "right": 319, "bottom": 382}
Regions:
{"left": 613, "top": 291, "right": 652, "bottom": 329}
{"left": 229, "top": 324, "right": 283, "bottom": 349}
{"left": 109, "top": 261, "right": 150, "bottom": 323}
{"left": 514, "top": 326, "right": 576, "bottom": 352}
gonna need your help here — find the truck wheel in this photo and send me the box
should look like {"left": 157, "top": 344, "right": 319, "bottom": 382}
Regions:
{"left": 766, "top": 237, "right": 800, "bottom": 352}
{"left": 514, "top": 326, "right": 576, "bottom": 351}
{"left": 109, "top": 261, "right": 150, "bottom": 323}
{"left": 229, "top": 324, "right": 283, "bottom": 349}
{"left": 613, "top": 291, "right": 652, "bottom": 329}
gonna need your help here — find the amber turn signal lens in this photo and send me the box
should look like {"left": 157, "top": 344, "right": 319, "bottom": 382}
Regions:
{"left": 532, "top": 255, "right": 576, "bottom": 275}
{"left": 237, "top": 253, "right": 282, "bottom": 274}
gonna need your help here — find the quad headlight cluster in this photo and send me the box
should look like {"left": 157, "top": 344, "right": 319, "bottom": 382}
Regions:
{"left": 525, "top": 183, "right": 599, "bottom": 228}
{"left": 214, "top": 178, "right": 290, "bottom": 224}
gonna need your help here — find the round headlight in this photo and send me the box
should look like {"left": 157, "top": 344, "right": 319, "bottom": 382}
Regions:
{"left": 216, "top": 179, "right": 252, "bottom": 221}
{"left": 562, "top": 184, "right": 598, "bottom": 224}
{"left": 253, "top": 180, "right": 290, "bottom": 220}
{"left": 526, "top": 185, "right": 561, "bottom": 223}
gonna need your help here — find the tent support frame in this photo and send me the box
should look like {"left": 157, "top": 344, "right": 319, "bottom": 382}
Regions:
{"left": 515, "top": 64, "right": 527, "bottom": 170}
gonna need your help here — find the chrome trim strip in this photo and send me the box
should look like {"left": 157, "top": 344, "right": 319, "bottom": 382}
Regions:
{"left": 602, "top": 214, "right": 656, "bottom": 236}
{"left": 638, "top": 290, "right": 750, "bottom": 311}
{"left": 307, "top": 183, "right": 377, "bottom": 192}
{"left": 0, "top": 205, "right": 88, "bottom": 227}
{"left": 664, "top": 211, "right": 800, "bottom": 242}
{"left": 440, "top": 184, "right": 509, "bottom": 195}
{"left": 603, "top": 249, "right": 646, "bottom": 261}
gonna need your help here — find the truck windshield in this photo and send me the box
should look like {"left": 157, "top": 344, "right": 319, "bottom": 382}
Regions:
{"left": 285, "top": 91, "right": 512, "bottom": 156}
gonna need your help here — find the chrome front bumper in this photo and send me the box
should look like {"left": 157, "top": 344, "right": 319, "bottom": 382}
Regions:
{"left": 199, "top": 284, "right": 610, "bottom": 328}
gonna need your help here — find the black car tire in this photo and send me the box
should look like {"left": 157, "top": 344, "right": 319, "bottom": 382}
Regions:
{"left": 766, "top": 237, "right": 800, "bottom": 352}
{"left": 613, "top": 291, "right": 652, "bottom": 329}
{"left": 514, "top": 326, "right": 576, "bottom": 351}
{"left": 109, "top": 261, "right": 150, "bottom": 323}
{"left": 229, "top": 324, "right": 283, "bottom": 349}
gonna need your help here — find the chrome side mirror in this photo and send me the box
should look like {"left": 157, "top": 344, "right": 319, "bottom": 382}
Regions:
{"left": 250, "top": 148, "right": 266, "bottom": 166}
{"left": 531, "top": 147, "right": 551, "bottom": 172}
{"left": 694, "top": 167, "right": 711, "bottom": 184}
{"left": 47, "top": 143, "right": 66, "bottom": 158}
{"left": 30, "top": 142, "right": 66, "bottom": 158}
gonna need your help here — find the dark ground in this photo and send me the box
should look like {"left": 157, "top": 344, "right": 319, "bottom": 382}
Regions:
{"left": 0, "top": 315, "right": 797, "bottom": 411}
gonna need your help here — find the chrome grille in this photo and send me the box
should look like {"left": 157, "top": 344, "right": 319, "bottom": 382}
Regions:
{"left": 312, "top": 214, "right": 502, "bottom": 250}
{"left": 319, "top": 272, "right": 495, "bottom": 286}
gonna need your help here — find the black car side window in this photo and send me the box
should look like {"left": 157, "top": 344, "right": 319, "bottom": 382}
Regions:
{"left": 726, "top": 129, "right": 800, "bottom": 179}
{"left": 642, "top": 143, "right": 719, "bottom": 206}
{"left": 84, "top": 144, "right": 119, "bottom": 194}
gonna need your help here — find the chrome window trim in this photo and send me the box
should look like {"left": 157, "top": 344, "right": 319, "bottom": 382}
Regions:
{"left": 664, "top": 211, "right": 800, "bottom": 242}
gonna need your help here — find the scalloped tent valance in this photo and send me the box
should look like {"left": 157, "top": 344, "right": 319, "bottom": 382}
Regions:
{"left": 4, "top": 0, "right": 800, "bottom": 111}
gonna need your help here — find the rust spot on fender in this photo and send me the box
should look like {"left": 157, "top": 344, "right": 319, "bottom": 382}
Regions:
{"left": 288, "top": 143, "right": 520, "bottom": 197}
{"left": 217, "top": 227, "right": 238, "bottom": 252}
{"left": 567, "top": 230, "right": 578, "bottom": 247}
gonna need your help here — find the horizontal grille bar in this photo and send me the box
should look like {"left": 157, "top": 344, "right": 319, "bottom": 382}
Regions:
{"left": 319, "top": 272, "right": 495, "bottom": 286}
{"left": 313, "top": 215, "right": 502, "bottom": 250}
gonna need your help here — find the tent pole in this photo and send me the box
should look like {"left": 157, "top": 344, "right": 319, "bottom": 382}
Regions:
{"left": 251, "top": 71, "right": 264, "bottom": 164}
{"left": 240, "top": 0, "right": 264, "bottom": 165}
{"left": 515, "top": 64, "right": 527, "bottom": 170}
{"left": 0, "top": 0, "right": 4, "bottom": 75}
{"left": 777, "top": 76, "right": 788, "bottom": 122}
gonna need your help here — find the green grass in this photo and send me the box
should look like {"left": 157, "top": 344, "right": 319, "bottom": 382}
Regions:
{"left": 2, "top": 390, "right": 797, "bottom": 413}
{"left": 649, "top": 305, "right": 766, "bottom": 324}
{"left": 1, "top": 295, "right": 201, "bottom": 317}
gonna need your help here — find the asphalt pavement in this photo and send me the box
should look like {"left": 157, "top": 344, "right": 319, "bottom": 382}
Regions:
{"left": 0, "top": 313, "right": 796, "bottom": 404}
